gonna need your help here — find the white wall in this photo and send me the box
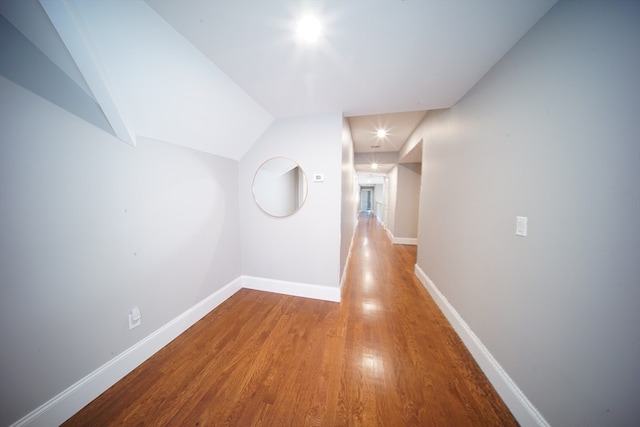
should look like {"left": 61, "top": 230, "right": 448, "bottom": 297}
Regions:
{"left": 373, "top": 183, "right": 384, "bottom": 223}
{"left": 0, "top": 13, "right": 112, "bottom": 135}
{"left": 0, "top": 77, "right": 243, "bottom": 426}
{"left": 340, "top": 118, "right": 357, "bottom": 284}
{"left": 386, "top": 166, "right": 398, "bottom": 237}
{"left": 239, "top": 113, "right": 343, "bottom": 290}
{"left": 414, "top": 1, "right": 640, "bottom": 426}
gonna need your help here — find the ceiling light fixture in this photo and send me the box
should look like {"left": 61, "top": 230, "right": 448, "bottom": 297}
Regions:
{"left": 297, "top": 16, "right": 321, "bottom": 43}
{"left": 371, "top": 163, "right": 379, "bottom": 170}
{"left": 376, "top": 129, "right": 388, "bottom": 138}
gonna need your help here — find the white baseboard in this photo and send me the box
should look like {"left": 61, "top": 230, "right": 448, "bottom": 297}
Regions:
{"left": 384, "top": 228, "right": 417, "bottom": 245}
{"left": 12, "top": 267, "right": 547, "bottom": 427}
{"left": 13, "top": 276, "right": 344, "bottom": 426}
{"left": 413, "top": 265, "right": 549, "bottom": 427}
{"left": 12, "top": 278, "right": 244, "bottom": 427}
{"left": 393, "top": 237, "right": 417, "bottom": 245}
{"left": 242, "top": 275, "right": 341, "bottom": 303}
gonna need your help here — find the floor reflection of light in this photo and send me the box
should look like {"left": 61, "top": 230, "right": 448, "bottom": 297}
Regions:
{"left": 363, "top": 237, "right": 369, "bottom": 246}
{"left": 363, "top": 271, "right": 373, "bottom": 289}
{"left": 362, "top": 301, "right": 379, "bottom": 313}
{"left": 362, "top": 352, "right": 384, "bottom": 379}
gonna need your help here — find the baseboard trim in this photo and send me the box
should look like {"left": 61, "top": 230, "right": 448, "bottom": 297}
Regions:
{"left": 384, "top": 228, "right": 418, "bottom": 245}
{"left": 14, "top": 275, "right": 348, "bottom": 426}
{"left": 242, "top": 275, "right": 341, "bottom": 303}
{"left": 413, "top": 265, "right": 550, "bottom": 427}
{"left": 393, "top": 237, "right": 417, "bottom": 245}
{"left": 11, "top": 278, "right": 244, "bottom": 427}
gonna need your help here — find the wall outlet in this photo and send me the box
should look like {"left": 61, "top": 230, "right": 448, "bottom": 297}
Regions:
{"left": 516, "top": 216, "right": 528, "bottom": 237}
{"left": 129, "top": 306, "right": 141, "bottom": 329}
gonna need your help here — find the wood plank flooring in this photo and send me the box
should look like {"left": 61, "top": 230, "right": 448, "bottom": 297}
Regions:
{"left": 63, "top": 213, "right": 518, "bottom": 426}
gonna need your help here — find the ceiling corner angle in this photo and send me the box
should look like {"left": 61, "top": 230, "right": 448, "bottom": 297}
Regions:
{"left": 39, "top": 0, "right": 136, "bottom": 147}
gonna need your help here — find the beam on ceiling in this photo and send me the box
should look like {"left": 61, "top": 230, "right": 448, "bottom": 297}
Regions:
{"left": 39, "top": 0, "right": 136, "bottom": 147}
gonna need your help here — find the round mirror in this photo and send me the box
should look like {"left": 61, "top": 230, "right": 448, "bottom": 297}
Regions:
{"left": 252, "top": 157, "right": 308, "bottom": 217}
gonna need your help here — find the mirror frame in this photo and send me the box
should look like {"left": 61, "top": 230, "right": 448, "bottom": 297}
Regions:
{"left": 252, "top": 156, "right": 308, "bottom": 218}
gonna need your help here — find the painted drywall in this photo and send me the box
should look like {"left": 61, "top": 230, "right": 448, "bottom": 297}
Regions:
{"left": 394, "top": 163, "right": 421, "bottom": 240}
{"left": 239, "top": 113, "right": 343, "bottom": 290}
{"left": 340, "top": 118, "right": 357, "bottom": 283}
{"left": 0, "top": 13, "right": 111, "bottom": 135}
{"left": 386, "top": 166, "right": 398, "bottom": 238}
{"left": 384, "top": 163, "right": 421, "bottom": 241}
{"left": 0, "top": 0, "right": 94, "bottom": 99}
{"left": 354, "top": 151, "right": 398, "bottom": 169}
{"left": 1, "top": 0, "right": 274, "bottom": 160}
{"left": 373, "top": 183, "right": 385, "bottom": 223}
{"left": 414, "top": 1, "right": 640, "bottom": 426}
{"left": 0, "top": 77, "right": 242, "bottom": 426}
{"left": 70, "top": 0, "right": 274, "bottom": 160}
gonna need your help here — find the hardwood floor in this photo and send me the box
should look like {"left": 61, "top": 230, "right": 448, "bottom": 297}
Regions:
{"left": 63, "top": 213, "right": 518, "bottom": 426}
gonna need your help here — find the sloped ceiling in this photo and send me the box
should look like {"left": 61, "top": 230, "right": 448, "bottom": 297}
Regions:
{"left": 0, "top": 0, "right": 274, "bottom": 160}
{"left": 0, "top": 0, "right": 558, "bottom": 161}
{"left": 0, "top": 5, "right": 112, "bottom": 135}
{"left": 146, "top": 0, "right": 558, "bottom": 160}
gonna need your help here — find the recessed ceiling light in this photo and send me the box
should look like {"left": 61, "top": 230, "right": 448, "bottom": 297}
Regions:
{"left": 371, "top": 163, "right": 379, "bottom": 170}
{"left": 376, "top": 129, "right": 388, "bottom": 138}
{"left": 297, "top": 16, "right": 321, "bottom": 42}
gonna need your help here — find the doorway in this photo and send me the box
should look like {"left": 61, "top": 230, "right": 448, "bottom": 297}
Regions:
{"left": 359, "top": 186, "right": 374, "bottom": 212}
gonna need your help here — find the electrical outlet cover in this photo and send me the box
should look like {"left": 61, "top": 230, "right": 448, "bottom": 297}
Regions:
{"left": 516, "top": 216, "right": 528, "bottom": 237}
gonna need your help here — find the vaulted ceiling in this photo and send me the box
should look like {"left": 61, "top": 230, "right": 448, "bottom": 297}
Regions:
{"left": 1, "top": 0, "right": 557, "bottom": 162}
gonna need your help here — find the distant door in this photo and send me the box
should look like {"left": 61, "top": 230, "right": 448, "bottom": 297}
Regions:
{"left": 360, "top": 187, "right": 374, "bottom": 212}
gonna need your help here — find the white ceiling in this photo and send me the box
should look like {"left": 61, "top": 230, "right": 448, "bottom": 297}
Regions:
{"left": 348, "top": 111, "right": 427, "bottom": 154}
{"left": 146, "top": 0, "right": 556, "bottom": 119}
{"left": 1, "top": 0, "right": 558, "bottom": 161}
{"left": 146, "top": 0, "right": 557, "bottom": 160}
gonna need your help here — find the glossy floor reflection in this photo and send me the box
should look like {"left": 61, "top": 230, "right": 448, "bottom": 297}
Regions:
{"left": 334, "top": 212, "right": 518, "bottom": 426}
{"left": 64, "top": 212, "right": 518, "bottom": 426}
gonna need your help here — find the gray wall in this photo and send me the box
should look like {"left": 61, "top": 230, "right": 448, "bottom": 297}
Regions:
{"left": 395, "top": 163, "right": 421, "bottom": 239}
{"left": 413, "top": 1, "right": 640, "bottom": 425}
{"left": 386, "top": 163, "right": 421, "bottom": 240}
{"left": 0, "top": 77, "right": 242, "bottom": 426}
{"left": 239, "top": 113, "right": 343, "bottom": 288}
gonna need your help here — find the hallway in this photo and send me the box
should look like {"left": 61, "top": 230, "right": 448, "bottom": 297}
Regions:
{"left": 64, "top": 213, "right": 517, "bottom": 426}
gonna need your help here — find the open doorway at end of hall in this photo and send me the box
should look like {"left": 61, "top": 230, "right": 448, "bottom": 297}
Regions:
{"left": 359, "top": 186, "right": 375, "bottom": 212}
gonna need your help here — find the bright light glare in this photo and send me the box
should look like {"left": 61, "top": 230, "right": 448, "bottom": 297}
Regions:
{"left": 362, "top": 352, "right": 384, "bottom": 379}
{"left": 362, "top": 302, "right": 378, "bottom": 312}
{"left": 371, "top": 163, "right": 379, "bottom": 170}
{"left": 376, "top": 129, "right": 388, "bottom": 138}
{"left": 364, "top": 271, "right": 373, "bottom": 284}
{"left": 297, "top": 16, "right": 321, "bottom": 42}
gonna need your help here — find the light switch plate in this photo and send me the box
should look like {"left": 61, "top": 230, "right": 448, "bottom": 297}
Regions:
{"left": 516, "top": 216, "right": 528, "bottom": 237}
